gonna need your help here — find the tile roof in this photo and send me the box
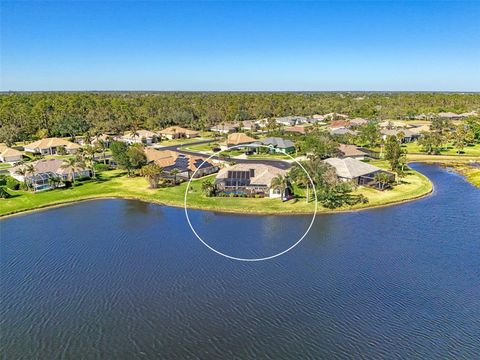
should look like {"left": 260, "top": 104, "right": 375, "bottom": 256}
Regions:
{"left": 24, "top": 138, "right": 80, "bottom": 150}
{"left": 338, "top": 144, "right": 368, "bottom": 157}
{"left": 0, "top": 145, "right": 22, "bottom": 158}
{"left": 324, "top": 157, "right": 382, "bottom": 179}
{"left": 216, "top": 163, "right": 286, "bottom": 186}
{"left": 10, "top": 158, "right": 86, "bottom": 176}
{"left": 144, "top": 148, "right": 214, "bottom": 172}
{"left": 226, "top": 133, "right": 257, "bottom": 145}
{"left": 262, "top": 137, "right": 295, "bottom": 149}
{"left": 159, "top": 126, "right": 198, "bottom": 136}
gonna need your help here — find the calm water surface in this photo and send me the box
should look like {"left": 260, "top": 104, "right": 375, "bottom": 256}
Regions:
{"left": 1, "top": 164, "right": 479, "bottom": 359}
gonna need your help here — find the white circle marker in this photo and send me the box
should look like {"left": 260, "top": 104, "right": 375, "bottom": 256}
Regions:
{"left": 184, "top": 144, "right": 317, "bottom": 262}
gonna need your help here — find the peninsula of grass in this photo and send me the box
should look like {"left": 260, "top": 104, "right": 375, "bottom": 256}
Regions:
{"left": 0, "top": 162, "right": 433, "bottom": 217}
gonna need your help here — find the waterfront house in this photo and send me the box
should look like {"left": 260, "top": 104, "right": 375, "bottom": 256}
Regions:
{"left": 158, "top": 126, "right": 199, "bottom": 140}
{"left": 215, "top": 163, "right": 288, "bottom": 198}
{"left": 0, "top": 145, "right": 23, "bottom": 163}
{"left": 324, "top": 157, "right": 394, "bottom": 187}
{"left": 261, "top": 137, "right": 296, "bottom": 154}
{"left": 144, "top": 148, "right": 218, "bottom": 179}
{"left": 24, "top": 137, "right": 81, "bottom": 155}
{"left": 120, "top": 130, "right": 158, "bottom": 145}
{"left": 10, "top": 158, "right": 90, "bottom": 191}
{"left": 338, "top": 144, "right": 369, "bottom": 160}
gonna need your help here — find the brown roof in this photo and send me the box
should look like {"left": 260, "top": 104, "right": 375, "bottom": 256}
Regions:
{"left": 24, "top": 137, "right": 80, "bottom": 150}
{"left": 159, "top": 126, "right": 199, "bottom": 136}
{"left": 0, "top": 145, "right": 22, "bottom": 158}
{"left": 226, "top": 133, "right": 256, "bottom": 145}
{"left": 329, "top": 120, "right": 350, "bottom": 129}
{"left": 338, "top": 144, "right": 368, "bottom": 158}
{"left": 144, "top": 148, "right": 213, "bottom": 171}
{"left": 284, "top": 125, "right": 308, "bottom": 134}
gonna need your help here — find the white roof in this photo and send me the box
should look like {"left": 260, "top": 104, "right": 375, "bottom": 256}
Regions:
{"left": 324, "top": 157, "right": 381, "bottom": 179}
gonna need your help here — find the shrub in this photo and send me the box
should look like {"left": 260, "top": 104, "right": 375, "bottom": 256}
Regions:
{"left": 19, "top": 182, "right": 29, "bottom": 191}
{"left": 0, "top": 175, "right": 7, "bottom": 186}
{"left": 6, "top": 176, "right": 20, "bottom": 190}
{"left": 94, "top": 163, "right": 110, "bottom": 172}
{"left": 0, "top": 186, "right": 10, "bottom": 198}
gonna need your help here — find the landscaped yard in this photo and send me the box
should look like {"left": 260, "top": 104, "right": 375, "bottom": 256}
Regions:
{"left": 156, "top": 137, "right": 211, "bottom": 147}
{"left": 0, "top": 160, "right": 433, "bottom": 217}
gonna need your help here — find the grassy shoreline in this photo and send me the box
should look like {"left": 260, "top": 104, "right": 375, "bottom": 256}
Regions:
{"left": 0, "top": 163, "right": 433, "bottom": 218}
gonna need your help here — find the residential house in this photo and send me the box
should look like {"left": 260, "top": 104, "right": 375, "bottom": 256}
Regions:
{"left": 210, "top": 122, "right": 240, "bottom": 134}
{"left": 158, "top": 126, "right": 199, "bottom": 140}
{"left": 324, "top": 157, "right": 394, "bottom": 188}
{"left": 24, "top": 137, "right": 81, "bottom": 155}
{"left": 380, "top": 129, "right": 417, "bottom": 143}
{"left": 221, "top": 133, "right": 257, "bottom": 150}
{"left": 438, "top": 112, "right": 463, "bottom": 120}
{"left": 379, "top": 120, "right": 410, "bottom": 129}
{"left": 120, "top": 130, "right": 158, "bottom": 145}
{"left": 284, "top": 125, "right": 309, "bottom": 135}
{"left": 215, "top": 163, "right": 288, "bottom": 198}
{"left": 144, "top": 148, "right": 218, "bottom": 179}
{"left": 329, "top": 128, "right": 358, "bottom": 136}
{"left": 9, "top": 158, "right": 90, "bottom": 191}
{"left": 261, "top": 137, "right": 296, "bottom": 154}
{"left": 323, "top": 113, "right": 349, "bottom": 121}
{"left": 240, "top": 120, "right": 260, "bottom": 132}
{"left": 329, "top": 120, "right": 351, "bottom": 130}
{"left": 338, "top": 144, "right": 369, "bottom": 160}
{"left": 349, "top": 118, "right": 369, "bottom": 126}
{"left": 0, "top": 145, "right": 23, "bottom": 163}
{"left": 275, "top": 116, "right": 308, "bottom": 126}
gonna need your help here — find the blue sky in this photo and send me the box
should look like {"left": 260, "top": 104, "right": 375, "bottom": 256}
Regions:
{"left": 1, "top": 1, "right": 479, "bottom": 91}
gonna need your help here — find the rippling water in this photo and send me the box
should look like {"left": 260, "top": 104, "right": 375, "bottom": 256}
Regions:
{"left": 1, "top": 164, "right": 479, "bottom": 359}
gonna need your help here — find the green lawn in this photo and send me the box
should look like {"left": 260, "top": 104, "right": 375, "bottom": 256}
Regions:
{"left": 182, "top": 142, "right": 219, "bottom": 153}
{"left": 0, "top": 161, "right": 433, "bottom": 217}
{"left": 156, "top": 137, "right": 211, "bottom": 147}
{"left": 402, "top": 142, "right": 480, "bottom": 156}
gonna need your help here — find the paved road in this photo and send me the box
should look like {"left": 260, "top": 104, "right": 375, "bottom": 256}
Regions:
{"left": 156, "top": 139, "right": 292, "bottom": 170}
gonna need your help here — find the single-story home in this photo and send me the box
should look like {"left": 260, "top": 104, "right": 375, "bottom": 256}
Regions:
{"left": 210, "top": 123, "right": 240, "bottom": 134}
{"left": 338, "top": 144, "right": 369, "bottom": 160}
{"left": 158, "top": 126, "right": 199, "bottom": 140}
{"left": 24, "top": 137, "right": 81, "bottom": 155}
{"left": 0, "top": 145, "right": 23, "bottom": 163}
{"left": 120, "top": 130, "right": 158, "bottom": 145}
{"left": 324, "top": 157, "right": 395, "bottom": 188}
{"left": 349, "top": 118, "right": 369, "bottom": 126}
{"left": 275, "top": 116, "right": 308, "bottom": 126}
{"left": 329, "top": 120, "right": 351, "bottom": 130}
{"left": 323, "top": 113, "right": 349, "bottom": 121}
{"left": 144, "top": 148, "right": 218, "bottom": 179}
{"left": 9, "top": 158, "right": 90, "bottom": 191}
{"left": 261, "top": 137, "right": 296, "bottom": 154}
{"left": 329, "top": 128, "right": 358, "bottom": 136}
{"left": 222, "top": 133, "right": 257, "bottom": 149}
{"left": 215, "top": 163, "right": 288, "bottom": 198}
{"left": 240, "top": 120, "right": 260, "bottom": 132}
{"left": 91, "top": 134, "right": 115, "bottom": 147}
{"left": 284, "top": 125, "right": 309, "bottom": 135}
{"left": 380, "top": 129, "right": 417, "bottom": 143}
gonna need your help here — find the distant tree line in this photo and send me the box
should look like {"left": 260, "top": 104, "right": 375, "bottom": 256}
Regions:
{"left": 1, "top": 92, "right": 479, "bottom": 144}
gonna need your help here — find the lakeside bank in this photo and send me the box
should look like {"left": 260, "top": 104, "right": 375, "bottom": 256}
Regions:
{"left": 0, "top": 164, "right": 433, "bottom": 218}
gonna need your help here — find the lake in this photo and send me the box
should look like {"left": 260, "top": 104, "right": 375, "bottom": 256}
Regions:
{"left": 1, "top": 164, "right": 479, "bottom": 359}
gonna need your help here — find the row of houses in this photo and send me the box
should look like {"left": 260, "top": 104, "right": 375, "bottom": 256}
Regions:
{"left": 214, "top": 156, "right": 394, "bottom": 199}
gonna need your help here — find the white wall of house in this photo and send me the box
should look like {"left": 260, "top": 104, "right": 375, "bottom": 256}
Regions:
{"left": 0, "top": 154, "right": 22, "bottom": 163}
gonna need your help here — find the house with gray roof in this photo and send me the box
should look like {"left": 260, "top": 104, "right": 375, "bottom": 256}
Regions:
{"left": 380, "top": 129, "right": 417, "bottom": 143}
{"left": 261, "top": 137, "right": 296, "bottom": 154}
{"left": 275, "top": 116, "right": 309, "bottom": 126}
{"left": 324, "top": 157, "right": 394, "bottom": 188}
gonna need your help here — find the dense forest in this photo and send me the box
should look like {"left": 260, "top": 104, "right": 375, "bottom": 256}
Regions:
{"left": 1, "top": 92, "right": 479, "bottom": 144}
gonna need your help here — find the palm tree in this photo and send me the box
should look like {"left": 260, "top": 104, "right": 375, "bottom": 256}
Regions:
{"left": 15, "top": 167, "right": 30, "bottom": 191}
{"left": 83, "top": 145, "right": 98, "bottom": 179}
{"left": 270, "top": 174, "right": 288, "bottom": 199}
{"left": 61, "top": 157, "right": 84, "bottom": 186}
{"left": 140, "top": 163, "right": 164, "bottom": 188}
{"left": 201, "top": 179, "right": 215, "bottom": 197}
{"left": 48, "top": 175, "right": 62, "bottom": 189}
{"left": 25, "top": 163, "right": 36, "bottom": 191}
{"left": 170, "top": 169, "right": 180, "bottom": 185}
{"left": 97, "top": 138, "right": 109, "bottom": 164}
{"left": 374, "top": 172, "right": 392, "bottom": 190}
